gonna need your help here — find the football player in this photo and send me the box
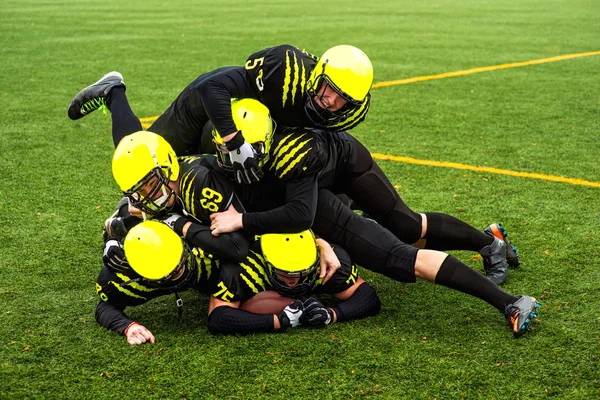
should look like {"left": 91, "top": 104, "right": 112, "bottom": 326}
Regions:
{"left": 207, "top": 230, "right": 381, "bottom": 335}
{"left": 96, "top": 217, "right": 231, "bottom": 346}
{"left": 209, "top": 100, "right": 519, "bottom": 285}
{"left": 109, "top": 128, "right": 342, "bottom": 284}
{"left": 68, "top": 44, "right": 372, "bottom": 183}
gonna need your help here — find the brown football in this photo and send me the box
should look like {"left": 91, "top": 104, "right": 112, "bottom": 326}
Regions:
{"left": 239, "top": 290, "right": 295, "bottom": 314}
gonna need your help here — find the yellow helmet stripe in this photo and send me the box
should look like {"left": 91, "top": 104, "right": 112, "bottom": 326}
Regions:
{"left": 109, "top": 281, "right": 147, "bottom": 300}
{"left": 278, "top": 148, "right": 311, "bottom": 179}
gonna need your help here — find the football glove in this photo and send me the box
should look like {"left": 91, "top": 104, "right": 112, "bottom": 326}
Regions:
{"left": 103, "top": 216, "right": 128, "bottom": 239}
{"left": 225, "top": 131, "right": 263, "bottom": 184}
{"left": 276, "top": 299, "right": 304, "bottom": 329}
{"left": 301, "top": 297, "right": 333, "bottom": 327}
{"left": 102, "top": 239, "right": 129, "bottom": 273}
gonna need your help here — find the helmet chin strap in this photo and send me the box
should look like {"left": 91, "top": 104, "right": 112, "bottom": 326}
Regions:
{"left": 155, "top": 184, "right": 171, "bottom": 208}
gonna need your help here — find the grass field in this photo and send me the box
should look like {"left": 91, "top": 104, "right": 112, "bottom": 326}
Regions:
{"left": 1, "top": 0, "right": 599, "bottom": 398}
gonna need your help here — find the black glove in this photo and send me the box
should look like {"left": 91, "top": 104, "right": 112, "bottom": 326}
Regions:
{"left": 301, "top": 297, "right": 333, "bottom": 327}
{"left": 102, "top": 239, "right": 129, "bottom": 273}
{"left": 276, "top": 299, "right": 304, "bottom": 330}
{"left": 226, "top": 131, "right": 263, "bottom": 184}
{"left": 103, "top": 216, "right": 128, "bottom": 239}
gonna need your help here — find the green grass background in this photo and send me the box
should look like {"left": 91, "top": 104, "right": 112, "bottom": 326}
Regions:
{"left": 1, "top": 0, "right": 599, "bottom": 398}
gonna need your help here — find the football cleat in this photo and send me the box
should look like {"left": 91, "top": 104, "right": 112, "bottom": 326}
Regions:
{"left": 480, "top": 236, "right": 508, "bottom": 285}
{"left": 68, "top": 71, "right": 125, "bottom": 120}
{"left": 504, "top": 295, "right": 540, "bottom": 337}
{"left": 484, "top": 223, "right": 520, "bottom": 267}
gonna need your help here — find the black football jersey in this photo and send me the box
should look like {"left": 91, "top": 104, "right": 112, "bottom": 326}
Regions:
{"left": 245, "top": 45, "right": 370, "bottom": 132}
{"left": 215, "top": 240, "right": 359, "bottom": 303}
{"left": 177, "top": 155, "right": 243, "bottom": 223}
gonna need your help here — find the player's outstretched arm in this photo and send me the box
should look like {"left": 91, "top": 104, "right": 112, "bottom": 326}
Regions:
{"left": 207, "top": 296, "right": 303, "bottom": 335}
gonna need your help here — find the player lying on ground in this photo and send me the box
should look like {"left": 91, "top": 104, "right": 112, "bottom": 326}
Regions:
{"left": 208, "top": 230, "right": 380, "bottom": 334}
{"left": 96, "top": 216, "right": 235, "bottom": 346}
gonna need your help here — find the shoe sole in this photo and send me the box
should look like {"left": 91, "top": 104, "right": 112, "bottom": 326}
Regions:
{"left": 487, "top": 223, "right": 520, "bottom": 268}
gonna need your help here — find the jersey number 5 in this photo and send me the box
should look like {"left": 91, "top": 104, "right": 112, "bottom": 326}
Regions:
{"left": 245, "top": 57, "right": 265, "bottom": 91}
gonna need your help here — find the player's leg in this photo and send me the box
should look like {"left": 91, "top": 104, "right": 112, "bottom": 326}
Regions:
{"left": 346, "top": 137, "right": 512, "bottom": 284}
{"left": 313, "top": 189, "right": 538, "bottom": 337}
{"left": 67, "top": 72, "right": 143, "bottom": 147}
{"left": 415, "top": 249, "right": 538, "bottom": 337}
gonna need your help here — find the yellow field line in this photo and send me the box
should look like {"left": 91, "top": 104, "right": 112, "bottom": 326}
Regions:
{"left": 139, "top": 50, "right": 600, "bottom": 188}
{"left": 371, "top": 50, "right": 600, "bottom": 88}
{"left": 372, "top": 153, "right": 600, "bottom": 188}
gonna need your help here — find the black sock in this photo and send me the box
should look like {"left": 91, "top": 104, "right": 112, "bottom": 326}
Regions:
{"left": 424, "top": 212, "right": 493, "bottom": 251}
{"left": 434, "top": 255, "right": 518, "bottom": 311}
{"left": 107, "top": 87, "right": 142, "bottom": 148}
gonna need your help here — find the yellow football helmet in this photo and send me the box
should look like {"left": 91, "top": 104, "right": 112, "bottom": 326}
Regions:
{"left": 261, "top": 230, "right": 320, "bottom": 297}
{"left": 305, "top": 45, "right": 373, "bottom": 126}
{"left": 112, "top": 131, "right": 180, "bottom": 215}
{"left": 212, "top": 98, "right": 276, "bottom": 170}
{"left": 123, "top": 220, "right": 196, "bottom": 290}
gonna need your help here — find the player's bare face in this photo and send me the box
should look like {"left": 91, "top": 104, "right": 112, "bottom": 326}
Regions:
{"left": 312, "top": 82, "right": 347, "bottom": 112}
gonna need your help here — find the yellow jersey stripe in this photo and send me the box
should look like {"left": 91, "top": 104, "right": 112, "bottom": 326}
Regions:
{"left": 279, "top": 148, "right": 311, "bottom": 179}
{"left": 271, "top": 134, "right": 308, "bottom": 171}
{"left": 282, "top": 51, "right": 292, "bottom": 107}
{"left": 115, "top": 273, "right": 156, "bottom": 292}
{"left": 109, "top": 281, "right": 147, "bottom": 300}
{"left": 290, "top": 52, "right": 300, "bottom": 104}
{"left": 270, "top": 133, "right": 295, "bottom": 167}
{"left": 274, "top": 137, "right": 312, "bottom": 173}
{"left": 240, "top": 263, "right": 265, "bottom": 293}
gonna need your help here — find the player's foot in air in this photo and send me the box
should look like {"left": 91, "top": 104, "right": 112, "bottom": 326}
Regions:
{"left": 480, "top": 235, "right": 508, "bottom": 285}
{"left": 68, "top": 71, "right": 125, "bottom": 120}
{"left": 503, "top": 295, "right": 539, "bottom": 337}
{"left": 485, "top": 223, "right": 520, "bottom": 267}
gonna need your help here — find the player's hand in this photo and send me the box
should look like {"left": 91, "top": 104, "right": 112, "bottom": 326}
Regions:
{"left": 225, "top": 132, "right": 263, "bottom": 184}
{"left": 103, "top": 216, "right": 128, "bottom": 239}
{"left": 157, "top": 213, "right": 184, "bottom": 230}
{"left": 127, "top": 201, "right": 144, "bottom": 218}
{"left": 103, "top": 239, "right": 129, "bottom": 273}
{"left": 210, "top": 205, "right": 243, "bottom": 236}
{"left": 316, "top": 239, "right": 341, "bottom": 284}
{"left": 301, "top": 297, "right": 332, "bottom": 327}
{"left": 276, "top": 299, "right": 304, "bottom": 329}
{"left": 125, "top": 323, "right": 155, "bottom": 346}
